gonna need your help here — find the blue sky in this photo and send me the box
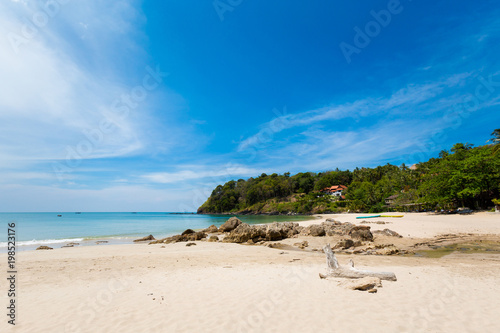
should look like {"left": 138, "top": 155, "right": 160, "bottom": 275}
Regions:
{"left": 0, "top": 0, "right": 499, "bottom": 212}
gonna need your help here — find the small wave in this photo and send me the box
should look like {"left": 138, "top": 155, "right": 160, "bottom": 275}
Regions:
{"left": 0, "top": 238, "right": 85, "bottom": 248}
{"left": 82, "top": 236, "right": 135, "bottom": 241}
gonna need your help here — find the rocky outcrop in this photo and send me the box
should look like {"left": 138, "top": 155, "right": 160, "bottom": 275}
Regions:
{"left": 300, "top": 224, "right": 325, "bottom": 236}
{"left": 219, "top": 217, "right": 242, "bottom": 232}
{"left": 148, "top": 216, "right": 378, "bottom": 248}
{"left": 321, "top": 221, "right": 355, "bottom": 236}
{"left": 149, "top": 231, "right": 207, "bottom": 244}
{"left": 222, "top": 222, "right": 301, "bottom": 243}
{"left": 348, "top": 225, "right": 373, "bottom": 241}
{"left": 36, "top": 246, "right": 53, "bottom": 250}
{"left": 265, "top": 223, "right": 282, "bottom": 241}
{"left": 309, "top": 225, "right": 325, "bottom": 237}
{"left": 134, "top": 235, "right": 155, "bottom": 242}
{"left": 267, "top": 222, "right": 300, "bottom": 240}
{"left": 223, "top": 223, "right": 266, "bottom": 243}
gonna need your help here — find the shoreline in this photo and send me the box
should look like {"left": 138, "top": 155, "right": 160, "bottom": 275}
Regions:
{"left": 2, "top": 214, "right": 317, "bottom": 253}
{"left": 7, "top": 211, "right": 500, "bottom": 253}
{"left": 10, "top": 211, "right": 500, "bottom": 332}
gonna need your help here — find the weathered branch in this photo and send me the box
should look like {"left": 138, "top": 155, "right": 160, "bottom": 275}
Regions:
{"left": 320, "top": 244, "right": 397, "bottom": 281}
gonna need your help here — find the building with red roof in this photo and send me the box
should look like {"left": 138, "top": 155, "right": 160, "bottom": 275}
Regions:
{"left": 321, "top": 185, "right": 347, "bottom": 199}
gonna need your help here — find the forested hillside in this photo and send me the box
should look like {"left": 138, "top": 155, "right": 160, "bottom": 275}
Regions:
{"left": 197, "top": 130, "right": 500, "bottom": 214}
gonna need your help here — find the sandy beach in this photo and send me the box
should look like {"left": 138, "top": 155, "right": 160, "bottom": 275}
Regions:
{"left": 3, "top": 212, "right": 500, "bottom": 333}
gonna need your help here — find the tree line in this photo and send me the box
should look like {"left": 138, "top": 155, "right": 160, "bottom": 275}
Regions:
{"left": 197, "top": 129, "right": 500, "bottom": 214}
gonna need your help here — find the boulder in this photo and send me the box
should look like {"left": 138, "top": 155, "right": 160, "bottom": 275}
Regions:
{"left": 266, "top": 223, "right": 285, "bottom": 241}
{"left": 221, "top": 222, "right": 301, "bottom": 243}
{"left": 300, "top": 224, "right": 325, "bottom": 237}
{"left": 375, "top": 245, "right": 399, "bottom": 255}
{"left": 186, "top": 231, "right": 207, "bottom": 241}
{"left": 223, "top": 223, "right": 266, "bottom": 243}
{"left": 186, "top": 242, "right": 196, "bottom": 247}
{"left": 333, "top": 239, "right": 354, "bottom": 249}
{"left": 204, "top": 225, "right": 219, "bottom": 233}
{"left": 309, "top": 224, "right": 325, "bottom": 237}
{"left": 349, "top": 225, "right": 373, "bottom": 241}
{"left": 266, "top": 222, "right": 300, "bottom": 241}
{"left": 36, "top": 246, "right": 53, "bottom": 250}
{"left": 293, "top": 225, "right": 304, "bottom": 235}
{"left": 208, "top": 235, "right": 219, "bottom": 242}
{"left": 373, "top": 229, "right": 402, "bottom": 238}
{"left": 343, "top": 276, "right": 382, "bottom": 291}
{"left": 181, "top": 229, "right": 195, "bottom": 235}
{"left": 148, "top": 231, "right": 207, "bottom": 244}
{"left": 219, "top": 217, "right": 242, "bottom": 232}
{"left": 321, "top": 221, "right": 355, "bottom": 236}
{"left": 134, "top": 234, "right": 155, "bottom": 242}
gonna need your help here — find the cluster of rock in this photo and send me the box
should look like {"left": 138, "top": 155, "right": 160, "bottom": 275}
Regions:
{"left": 223, "top": 221, "right": 301, "bottom": 243}
{"left": 149, "top": 229, "right": 207, "bottom": 244}
{"left": 143, "top": 216, "right": 407, "bottom": 256}
{"left": 146, "top": 217, "right": 376, "bottom": 245}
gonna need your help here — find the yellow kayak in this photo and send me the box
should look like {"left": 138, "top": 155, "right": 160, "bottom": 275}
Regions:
{"left": 380, "top": 215, "right": 404, "bottom": 218}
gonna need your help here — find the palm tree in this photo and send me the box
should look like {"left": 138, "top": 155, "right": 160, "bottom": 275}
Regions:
{"left": 488, "top": 128, "right": 500, "bottom": 154}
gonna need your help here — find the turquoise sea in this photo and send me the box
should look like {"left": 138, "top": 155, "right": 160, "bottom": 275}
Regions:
{"left": 0, "top": 212, "right": 312, "bottom": 252}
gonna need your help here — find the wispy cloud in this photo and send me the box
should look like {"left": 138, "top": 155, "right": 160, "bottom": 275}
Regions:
{"left": 236, "top": 72, "right": 492, "bottom": 171}
{"left": 0, "top": 183, "right": 191, "bottom": 212}
{"left": 0, "top": 1, "right": 148, "bottom": 164}
{"left": 141, "top": 165, "right": 262, "bottom": 184}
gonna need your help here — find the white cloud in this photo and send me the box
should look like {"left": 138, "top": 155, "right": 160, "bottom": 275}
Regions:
{"left": 238, "top": 74, "right": 473, "bottom": 155}
{"left": 0, "top": 184, "right": 192, "bottom": 212}
{"left": 236, "top": 72, "right": 490, "bottom": 171}
{"left": 141, "top": 165, "right": 262, "bottom": 184}
{"left": 0, "top": 1, "right": 148, "bottom": 164}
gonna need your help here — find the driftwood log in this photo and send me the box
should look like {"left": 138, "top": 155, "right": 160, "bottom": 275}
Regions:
{"left": 319, "top": 244, "right": 397, "bottom": 281}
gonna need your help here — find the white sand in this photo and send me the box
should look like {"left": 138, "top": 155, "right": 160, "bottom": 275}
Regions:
{"left": 306, "top": 211, "right": 500, "bottom": 238}
{"left": 2, "top": 213, "right": 500, "bottom": 333}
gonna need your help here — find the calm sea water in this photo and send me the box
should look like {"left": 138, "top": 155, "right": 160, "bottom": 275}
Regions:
{"left": 0, "top": 212, "right": 312, "bottom": 251}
